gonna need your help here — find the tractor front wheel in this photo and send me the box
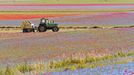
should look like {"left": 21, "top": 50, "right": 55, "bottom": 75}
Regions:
{"left": 52, "top": 26, "right": 59, "bottom": 32}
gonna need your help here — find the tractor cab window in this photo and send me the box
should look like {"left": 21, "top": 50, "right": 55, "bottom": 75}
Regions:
{"left": 50, "top": 20, "right": 54, "bottom": 23}
{"left": 45, "top": 19, "right": 49, "bottom": 24}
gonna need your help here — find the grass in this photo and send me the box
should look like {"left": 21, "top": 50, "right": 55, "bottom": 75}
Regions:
{"left": 0, "top": 66, "right": 15, "bottom": 75}
{"left": 5, "top": 66, "right": 15, "bottom": 75}
{"left": 16, "top": 63, "right": 34, "bottom": 73}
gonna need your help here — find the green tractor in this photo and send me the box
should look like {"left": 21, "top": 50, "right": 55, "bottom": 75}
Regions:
{"left": 38, "top": 18, "right": 59, "bottom": 32}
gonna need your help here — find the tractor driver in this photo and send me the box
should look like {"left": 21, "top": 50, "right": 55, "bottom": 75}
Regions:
{"left": 31, "top": 22, "right": 36, "bottom": 32}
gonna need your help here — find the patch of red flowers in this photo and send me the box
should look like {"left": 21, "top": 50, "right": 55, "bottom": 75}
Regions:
{"left": 0, "top": 14, "right": 76, "bottom": 20}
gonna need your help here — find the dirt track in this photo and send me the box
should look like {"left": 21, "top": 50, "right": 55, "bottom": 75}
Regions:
{"left": 0, "top": 28, "right": 134, "bottom": 65}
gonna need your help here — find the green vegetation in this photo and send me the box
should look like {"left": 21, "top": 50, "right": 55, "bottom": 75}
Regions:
{"left": 0, "top": 66, "right": 15, "bottom": 75}
{"left": 5, "top": 66, "right": 15, "bottom": 75}
{"left": 48, "top": 51, "right": 134, "bottom": 71}
{"left": 16, "top": 63, "right": 34, "bottom": 73}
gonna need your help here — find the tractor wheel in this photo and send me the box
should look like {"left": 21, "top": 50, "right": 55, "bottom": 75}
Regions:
{"left": 52, "top": 26, "right": 59, "bottom": 32}
{"left": 23, "top": 29, "right": 27, "bottom": 33}
{"left": 38, "top": 26, "right": 47, "bottom": 32}
{"left": 23, "top": 29, "right": 30, "bottom": 33}
{"left": 32, "top": 29, "right": 35, "bottom": 32}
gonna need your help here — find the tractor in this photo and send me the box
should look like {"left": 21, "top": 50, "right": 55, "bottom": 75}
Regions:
{"left": 21, "top": 18, "right": 59, "bottom": 33}
{"left": 38, "top": 18, "right": 59, "bottom": 32}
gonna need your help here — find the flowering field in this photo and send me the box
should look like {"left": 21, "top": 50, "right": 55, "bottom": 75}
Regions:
{"left": 0, "top": 28, "right": 133, "bottom": 62}
{"left": 0, "top": 28, "right": 133, "bottom": 75}
{"left": 0, "top": 2, "right": 134, "bottom": 75}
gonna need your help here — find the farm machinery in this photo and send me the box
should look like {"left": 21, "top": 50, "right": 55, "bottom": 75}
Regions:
{"left": 21, "top": 18, "right": 59, "bottom": 33}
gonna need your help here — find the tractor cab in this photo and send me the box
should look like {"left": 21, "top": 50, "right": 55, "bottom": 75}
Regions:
{"left": 40, "top": 18, "right": 54, "bottom": 24}
{"left": 40, "top": 18, "right": 47, "bottom": 24}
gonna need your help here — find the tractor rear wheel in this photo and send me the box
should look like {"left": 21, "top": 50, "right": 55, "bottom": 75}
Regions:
{"left": 38, "top": 26, "right": 47, "bottom": 32}
{"left": 52, "top": 26, "right": 59, "bottom": 32}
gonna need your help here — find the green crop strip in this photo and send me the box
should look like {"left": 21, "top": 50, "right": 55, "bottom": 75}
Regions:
{"left": 48, "top": 51, "right": 134, "bottom": 71}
